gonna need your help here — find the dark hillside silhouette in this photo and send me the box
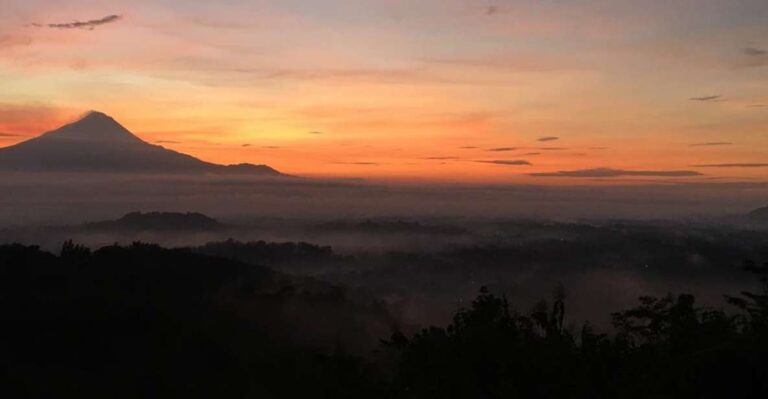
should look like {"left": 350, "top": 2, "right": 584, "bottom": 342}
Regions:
{"left": 0, "top": 242, "right": 392, "bottom": 398}
{"left": 1, "top": 241, "right": 767, "bottom": 397}
{"left": 383, "top": 264, "right": 768, "bottom": 398}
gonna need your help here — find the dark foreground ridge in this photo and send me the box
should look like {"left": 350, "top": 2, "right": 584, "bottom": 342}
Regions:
{"left": 0, "top": 111, "right": 283, "bottom": 176}
{"left": 0, "top": 241, "right": 766, "bottom": 398}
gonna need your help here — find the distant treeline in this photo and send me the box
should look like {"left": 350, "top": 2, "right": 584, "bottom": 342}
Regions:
{"left": 0, "top": 242, "right": 766, "bottom": 398}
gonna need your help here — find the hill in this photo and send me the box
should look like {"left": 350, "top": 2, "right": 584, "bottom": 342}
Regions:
{"left": 86, "top": 211, "right": 224, "bottom": 232}
{"left": 748, "top": 206, "right": 768, "bottom": 222}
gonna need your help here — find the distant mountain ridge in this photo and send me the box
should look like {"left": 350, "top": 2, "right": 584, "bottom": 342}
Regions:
{"left": 0, "top": 111, "right": 283, "bottom": 176}
{"left": 86, "top": 211, "right": 223, "bottom": 231}
{"left": 748, "top": 206, "right": 768, "bottom": 223}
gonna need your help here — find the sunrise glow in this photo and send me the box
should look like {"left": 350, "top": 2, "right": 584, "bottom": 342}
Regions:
{"left": 1, "top": 1, "right": 767, "bottom": 183}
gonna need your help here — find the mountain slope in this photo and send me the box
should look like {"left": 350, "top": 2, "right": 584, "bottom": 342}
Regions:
{"left": 0, "top": 111, "right": 282, "bottom": 176}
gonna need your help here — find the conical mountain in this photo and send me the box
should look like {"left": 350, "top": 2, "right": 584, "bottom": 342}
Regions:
{"left": 0, "top": 111, "right": 282, "bottom": 175}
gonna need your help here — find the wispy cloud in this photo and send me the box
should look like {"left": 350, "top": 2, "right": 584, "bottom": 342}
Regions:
{"left": 537, "top": 147, "right": 568, "bottom": 150}
{"left": 0, "top": 132, "right": 20, "bottom": 137}
{"left": 530, "top": 167, "right": 703, "bottom": 178}
{"left": 29, "top": 15, "right": 122, "bottom": 30}
{"left": 739, "top": 47, "right": 768, "bottom": 67}
{"left": 0, "top": 34, "right": 33, "bottom": 49}
{"left": 486, "top": 147, "right": 517, "bottom": 152}
{"left": 486, "top": 6, "right": 500, "bottom": 16}
{"left": 334, "top": 161, "right": 380, "bottom": 166}
{"left": 537, "top": 136, "right": 559, "bottom": 142}
{"left": 476, "top": 160, "right": 531, "bottom": 166}
{"left": 242, "top": 144, "right": 252, "bottom": 147}
{"left": 262, "top": 146, "right": 281, "bottom": 149}
{"left": 689, "top": 95, "right": 721, "bottom": 102}
{"left": 424, "top": 156, "right": 461, "bottom": 160}
{"left": 744, "top": 47, "right": 768, "bottom": 56}
{"left": 308, "top": 131, "right": 325, "bottom": 135}
{"left": 155, "top": 140, "right": 181, "bottom": 144}
{"left": 459, "top": 146, "right": 478, "bottom": 149}
{"left": 746, "top": 104, "right": 767, "bottom": 109}
{"left": 690, "top": 142, "right": 732, "bottom": 147}
{"left": 692, "top": 163, "right": 768, "bottom": 168}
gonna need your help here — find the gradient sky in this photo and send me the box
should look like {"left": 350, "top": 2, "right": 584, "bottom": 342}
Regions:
{"left": 1, "top": 0, "right": 767, "bottom": 183}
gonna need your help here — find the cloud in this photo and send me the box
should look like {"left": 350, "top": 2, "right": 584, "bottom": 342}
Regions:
{"left": 427, "top": 54, "right": 576, "bottom": 73}
{"left": 523, "top": 152, "right": 541, "bottom": 156}
{"left": 424, "top": 156, "right": 460, "bottom": 160}
{"left": 335, "top": 162, "right": 380, "bottom": 165}
{"left": 0, "top": 34, "right": 33, "bottom": 49}
{"left": 476, "top": 160, "right": 531, "bottom": 166}
{"left": 538, "top": 147, "right": 567, "bottom": 150}
{"left": 530, "top": 167, "right": 703, "bottom": 178}
{"left": 242, "top": 144, "right": 252, "bottom": 147}
{"left": 588, "top": 147, "right": 608, "bottom": 150}
{"left": 0, "top": 103, "right": 70, "bottom": 135}
{"left": 747, "top": 104, "right": 767, "bottom": 109}
{"left": 486, "top": 147, "right": 517, "bottom": 152}
{"left": 486, "top": 6, "right": 499, "bottom": 15}
{"left": 689, "top": 95, "right": 721, "bottom": 102}
{"left": 459, "top": 146, "right": 478, "bottom": 149}
{"left": 0, "top": 132, "right": 20, "bottom": 137}
{"left": 308, "top": 131, "right": 324, "bottom": 135}
{"left": 738, "top": 47, "right": 768, "bottom": 68}
{"left": 690, "top": 142, "right": 732, "bottom": 147}
{"left": 155, "top": 140, "right": 181, "bottom": 144}
{"left": 175, "top": 59, "right": 470, "bottom": 86}
{"left": 744, "top": 47, "right": 768, "bottom": 56}
{"left": 538, "top": 136, "right": 559, "bottom": 142}
{"left": 262, "top": 146, "right": 281, "bottom": 149}
{"left": 29, "top": 15, "right": 122, "bottom": 30}
{"left": 692, "top": 163, "right": 768, "bottom": 168}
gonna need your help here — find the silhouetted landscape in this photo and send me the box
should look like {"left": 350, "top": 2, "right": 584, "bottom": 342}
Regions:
{"left": 3, "top": 2, "right": 768, "bottom": 396}
{"left": 3, "top": 204, "right": 768, "bottom": 397}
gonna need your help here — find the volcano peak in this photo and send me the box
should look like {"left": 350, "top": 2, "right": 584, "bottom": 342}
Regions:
{"left": 0, "top": 110, "right": 283, "bottom": 176}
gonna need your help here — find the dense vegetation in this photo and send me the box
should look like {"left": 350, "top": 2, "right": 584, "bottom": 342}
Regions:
{"left": 1, "top": 242, "right": 766, "bottom": 398}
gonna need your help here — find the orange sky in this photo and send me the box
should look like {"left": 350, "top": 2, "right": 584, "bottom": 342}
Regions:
{"left": 1, "top": 0, "right": 767, "bottom": 183}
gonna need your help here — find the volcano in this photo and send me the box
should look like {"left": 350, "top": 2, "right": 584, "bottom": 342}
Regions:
{"left": 0, "top": 111, "right": 282, "bottom": 176}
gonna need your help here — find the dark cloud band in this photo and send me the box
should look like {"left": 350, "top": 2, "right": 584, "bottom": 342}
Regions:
{"left": 30, "top": 15, "right": 122, "bottom": 30}
{"left": 692, "top": 163, "right": 768, "bottom": 168}
{"left": 476, "top": 160, "right": 531, "bottom": 166}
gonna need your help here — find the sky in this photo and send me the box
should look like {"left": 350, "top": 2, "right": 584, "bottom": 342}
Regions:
{"left": 0, "top": 0, "right": 767, "bottom": 183}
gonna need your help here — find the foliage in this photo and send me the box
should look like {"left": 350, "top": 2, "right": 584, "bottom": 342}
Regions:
{"left": 1, "top": 242, "right": 767, "bottom": 398}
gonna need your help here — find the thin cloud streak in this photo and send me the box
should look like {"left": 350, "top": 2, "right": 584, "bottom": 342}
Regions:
{"left": 690, "top": 142, "right": 732, "bottom": 147}
{"left": 689, "top": 95, "right": 721, "bottom": 102}
{"left": 744, "top": 47, "right": 767, "bottom": 56}
{"left": 530, "top": 168, "right": 703, "bottom": 178}
{"left": 476, "top": 160, "right": 531, "bottom": 166}
{"left": 692, "top": 163, "right": 768, "bottom": 168}
{"left": 29, "top": 15, "right": 122, "bottom": 30}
